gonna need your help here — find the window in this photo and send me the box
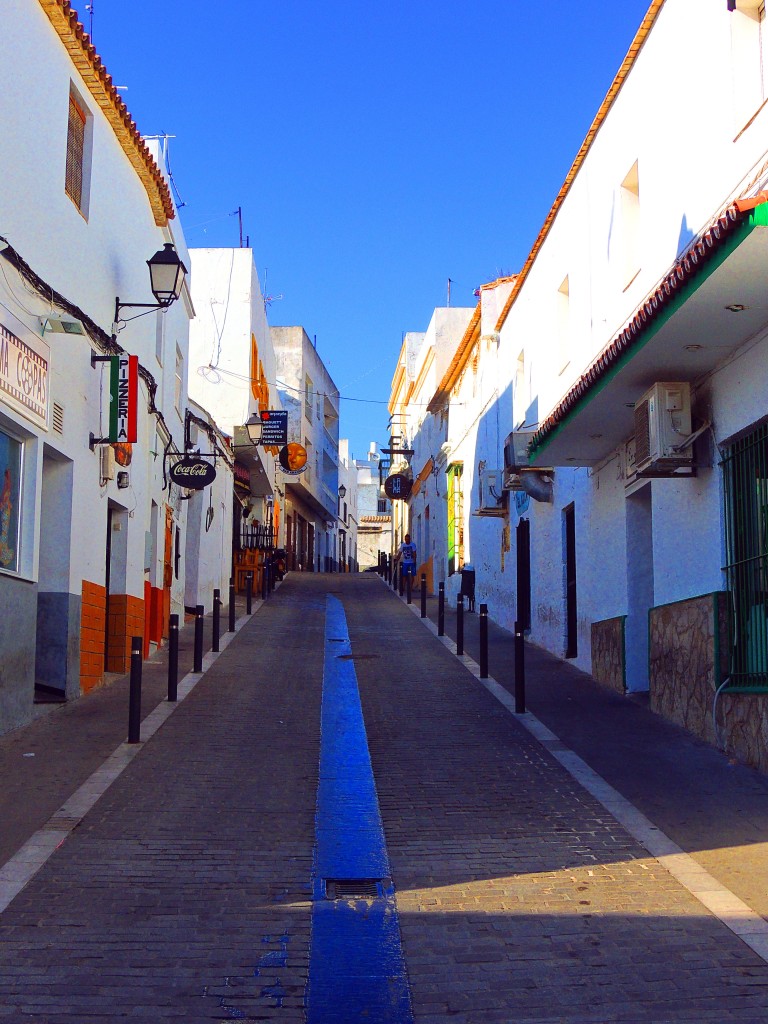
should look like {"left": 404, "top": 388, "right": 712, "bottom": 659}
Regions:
{"left": 377, "top": 498, "right": 387, "bottom": 514}
{"left": 65, "top": 88, "right": 91, "bottom": 215}
{"left": 732, "top": 1, "right": 768, "bottom": 129}
{"left": 447, "top": 463, "right": 464, "bottom": 576}
{"left": 722, "top": 421, "right": 768, "bottom": 688}
{"left": 0, "top": 426, "right": 23, "bottom": 575}
{"left": 618, "top": 161, "right": 640, "bottom": 288}
{"left": 155, "top": 311, "right": 165, "bottom": 365}
{"left": 305, "top": 375, "right": 313, "bottom": 421}
{"left": 556, "top": 276, "right": 570, "bottom": 374}
{"left": 175, "top": 346, "right": 183, "bottom": 414}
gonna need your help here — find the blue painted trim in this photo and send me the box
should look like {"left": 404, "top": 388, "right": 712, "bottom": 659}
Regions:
{"left": 306, "top": 596, "right": 413, "bottom": 1022}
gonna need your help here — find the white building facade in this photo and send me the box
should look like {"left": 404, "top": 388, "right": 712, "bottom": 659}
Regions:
{"left": 396, "top": 0, "right": 768, "bottom": 771}
{"left": 271, "top": 327, "right": 340, "bottom": 572}
{"left": 0, "top": 0, "right": 226, "bottom": 733}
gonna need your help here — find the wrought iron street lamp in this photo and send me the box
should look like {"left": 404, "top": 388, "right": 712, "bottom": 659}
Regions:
{"left": 114, "top": 243, "right": 188, "bottom": 330}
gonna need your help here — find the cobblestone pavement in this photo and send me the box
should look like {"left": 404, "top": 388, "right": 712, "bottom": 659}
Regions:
{"left": 1, "top": 574, "right": 768, "bottom": 1021}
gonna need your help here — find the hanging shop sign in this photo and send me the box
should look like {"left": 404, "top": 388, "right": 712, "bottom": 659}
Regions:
{"left": 259, "top": 409, "right": 288, "bottom": 446}
{"left": 169, "top": 456, "right": 216, "bottom": 490}
{"left": 384, "top": 473, "right": 412, "bottom": 500}
{"left": 279, "top": 443, "right": 308, "bottom": 474}
{"left": 109, "top": 354, "right": 139, "bottom": 443}
{"left": 0, "top": 321, "right": 49, "bottom": 430}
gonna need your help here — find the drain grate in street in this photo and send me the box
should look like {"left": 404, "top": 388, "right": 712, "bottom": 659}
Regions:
{"left": 324, "top": 878, "right": 383, "bottom": 900}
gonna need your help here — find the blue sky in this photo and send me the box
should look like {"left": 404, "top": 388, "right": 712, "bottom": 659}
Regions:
{"left": 93, "top": 1, "right": 651, "bottom": 461}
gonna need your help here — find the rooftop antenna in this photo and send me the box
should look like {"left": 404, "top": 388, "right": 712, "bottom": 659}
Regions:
{"left": 262, "top": 268, "right": 283, "bottom": 311}
{"left": 85, "top": 1, "right": 94, "bottom": 39}
{"left": 447, "top": 278, "right": 453, "bottom": 307}
{"left": 231, "top": 206, "right": 244, "bottom": 247}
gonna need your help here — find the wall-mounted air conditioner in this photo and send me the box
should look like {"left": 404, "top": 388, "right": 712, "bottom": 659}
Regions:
{"left": 475, "top": 468, "right": 506, "bottom": 516}
{"left": 633, "top": 382, "right": 693, "bottom": 476}
{"left": 503, "top": 429, "right": 536, "bottom": 472}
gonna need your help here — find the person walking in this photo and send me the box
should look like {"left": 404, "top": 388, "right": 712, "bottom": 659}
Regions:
{"left": 394, "top": 534, "right": 417, "bottom": 601}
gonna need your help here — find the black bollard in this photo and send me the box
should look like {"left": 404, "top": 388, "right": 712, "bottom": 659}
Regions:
{"left": 438, "top": 582, "right": 445, "bottom": 636}
{"left": 193, "top": 604, "right": 204, "bottom": 672}
{"left": 168, "top": 614, "right": 178, "bottom": 702}
{"left": 479, "top": 603, "right": 489, "bottom": 678}
{"left": 246, "top": 572, "right": 253, "bottom": 615}
{"left": 270, "top": 558, "right": 276, "bottom": 592}
{"left": 457, "top": 594, "right": 464, "bottom": 656}
{"left": 128, "top": 635, "right": 143, "bottom": 743}
{"left": 262, "top": 561, "right": 268, "bottom": 601}
{"left": 398, "top": 565, "right": 404, "bottom": 597}
{"left": 228, "top": 577, "right": 236, "bottom": 631}
{"left": 406, "top": 572, "right": 413, "bottom": 605}
{"left": 514, "top": 620, "right": 526, "bottom": 713}
{"left": 387, "top": 555, "right": 392, "bottom": 586}
{"left": 420, "top": 573, "right": 426, "bottom": 617}
{"left": 212, "top": 588, "right": 221, "bottom": 652}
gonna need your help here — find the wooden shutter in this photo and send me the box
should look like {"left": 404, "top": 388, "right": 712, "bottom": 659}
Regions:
{"left": 65, "top": 93, "right": 86, "bottom": 209}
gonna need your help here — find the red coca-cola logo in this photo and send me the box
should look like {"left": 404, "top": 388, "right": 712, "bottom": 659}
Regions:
{"left": 169, "top": 457, "right": 216, "bottom": 490}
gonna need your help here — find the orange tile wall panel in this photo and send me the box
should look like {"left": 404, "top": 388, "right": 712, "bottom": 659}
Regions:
{"left": 80, "top": 581, "right": 106, "bottom": 694}
{"left": 106, "top": 593, "right": 146, "bottom": 673}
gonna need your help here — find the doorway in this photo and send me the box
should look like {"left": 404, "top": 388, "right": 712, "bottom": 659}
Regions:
{"left": 516, "top": 517, "right": 531, "bottom": 631}
{"left": 625, "top": 485, "right": 654, "bottom": 692}
{"left": 564, "top": 504, "right": 577, "bottom": 658}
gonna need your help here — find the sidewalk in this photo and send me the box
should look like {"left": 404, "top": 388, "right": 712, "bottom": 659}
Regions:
{"left": 391, "top": 574, "right": 768, "bottom": 921}
{"left": 0, "top": 592, "right": 252, "bottom": 866}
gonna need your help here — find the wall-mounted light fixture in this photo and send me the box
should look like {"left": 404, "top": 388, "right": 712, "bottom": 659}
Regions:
{"left": 117, "top": 470, "right": 130, "bottom": 489}
{"left": 113, "top": 243, "right": 187, "bottom": 332}
{"left": 338, "top": 484, "right": 347, "bottom": 499}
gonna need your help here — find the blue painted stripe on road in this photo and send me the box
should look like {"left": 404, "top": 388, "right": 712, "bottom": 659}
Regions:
{"left": 306, "top": 596, "right": 413, "bottom": 1022}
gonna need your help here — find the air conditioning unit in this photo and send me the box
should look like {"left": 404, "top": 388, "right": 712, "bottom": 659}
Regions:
{"left": 503, "top": 429, "right": 536, "bottom": 472}
{"left": 633, "top": 382, "right": 693, "bottom": 476}
{"left": 475, "top": 468, "right": 506, "bottom": 516}
{"left": 100, "top": 445, "right": 116, "bottom": 481}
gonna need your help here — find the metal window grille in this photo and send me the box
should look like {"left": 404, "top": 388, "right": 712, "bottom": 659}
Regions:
{"left": 65, "top": 93, "right": 85, "bottom": 209}
{"left": 722, "top": 420, "right": 768, "bottom": 689}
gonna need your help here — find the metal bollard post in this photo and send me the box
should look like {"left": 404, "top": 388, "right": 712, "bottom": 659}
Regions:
{"left": 456, "top": 594, "right": 464, "bottom": 656}
{"left": 514, "top": 620, "right": 526, "bottom": 713}
{"left": 406, "top": 572, "right": 413, "bottom": 605}
{"left": 228, "top": 577, "right": 236, "bottom": 631}
{"left": 167, "top": 614, "right": 178, "bottom": 702}
{"left": 262, "top": 561, "right": 268, "bottom": 601}
{"left": 479, "top": 603, "right": 489, "bottom": 678}
{"left": 399, "top": 565, "right": 404, "bottom": 597}
{"left": 193, "top": 604, "right": 204, "bottom": 673}
{"left": 212, "top": 588, "right": 221, "bottom": 652}
{"left": 420, "top": 573, "right": 426, "bottom": 617}
{"left": 438, "top": 582, "right": 445, "bottom": 636}
{"left": 270, "top": 559, "right": 276, "bottom": 592}
{"left": 246, "top": 572, "right": 253, "bottom": 615}
{"left": 128, "top": 635, "right": 143, "bottom": 743}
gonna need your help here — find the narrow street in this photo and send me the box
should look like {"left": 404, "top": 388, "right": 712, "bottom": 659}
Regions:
{"left": 2, "top": 573, "right": 768, "bottom": 1022}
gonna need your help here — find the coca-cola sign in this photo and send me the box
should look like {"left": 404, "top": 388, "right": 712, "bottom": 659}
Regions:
{"left": 169, "top": 457, "right": 216, "bottom": 490}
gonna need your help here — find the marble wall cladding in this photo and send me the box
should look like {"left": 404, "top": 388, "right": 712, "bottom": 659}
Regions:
{"left": 649, "top": 592, "right": 723, "bottom": 744}
{"left": 591, "top": 617, "right": 625, "bottom": 694}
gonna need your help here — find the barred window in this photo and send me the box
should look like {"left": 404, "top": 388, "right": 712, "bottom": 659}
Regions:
{"left": 65, "top": 91, "right": 87, "bottom": 211}
{"left": 722, "top": 421, "right": 768, "bottom": 689}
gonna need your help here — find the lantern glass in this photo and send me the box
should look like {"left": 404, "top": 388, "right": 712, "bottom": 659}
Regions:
{"left": 147, "top": 243, "right": 187, "bottom": 306}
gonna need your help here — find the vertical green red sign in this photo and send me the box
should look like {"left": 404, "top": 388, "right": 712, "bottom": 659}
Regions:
{"left": 109, "top": 354, "right": 138, "bottom": 443}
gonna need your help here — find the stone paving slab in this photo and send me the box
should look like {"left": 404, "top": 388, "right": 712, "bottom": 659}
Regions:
{"left": 2, "top": 574, "right": 768, "bottom": 1021}
{"left": 343, "top": 575, "right": 768, "bottom": 1023}
{"left": 0, "top": 584, "right": 320, "bottom": 1022}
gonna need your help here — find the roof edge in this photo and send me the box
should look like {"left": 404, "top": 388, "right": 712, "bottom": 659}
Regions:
{"left": 494, "top": 0, "right": 666, "bottom": 333}
{"left": 427, "top": 303, "right": 481, "bottom": 414}
{"left": 39, "top": 0, "right": 175, "bottom": 226}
